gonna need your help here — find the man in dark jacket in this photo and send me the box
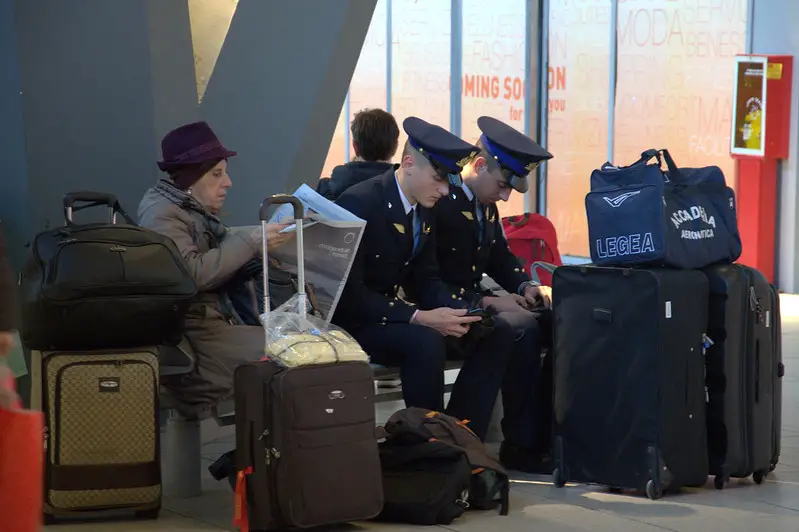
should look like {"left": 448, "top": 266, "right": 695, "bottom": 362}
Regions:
{"left": 317, "top": 108, "right": 399, "bottom": 200}
{"left": 418, "top": 116, "right": 556, "bottom": 473}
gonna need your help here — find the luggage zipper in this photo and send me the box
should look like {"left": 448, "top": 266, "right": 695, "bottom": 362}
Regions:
{"left": 749, "top": 287, "right": 762, "bottom": 321}
{"left": 258, "top": 429, "right": 281, "bottom": 465}
{"left": 262, "top": 382, "right": 283, "bottom": 525}
{"left": 274, "top": 373, "right": 298, "bottom": 526}
{"left": 742, "top": 277, "right": 757, "bottom": 471}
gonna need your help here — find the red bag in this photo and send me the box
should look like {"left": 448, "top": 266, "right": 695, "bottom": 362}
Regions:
{"left": 0, "top": 365, "right": 44, "bottom": 532}
{"left": 501, "top": 213, "right": 562, "bottom": 286}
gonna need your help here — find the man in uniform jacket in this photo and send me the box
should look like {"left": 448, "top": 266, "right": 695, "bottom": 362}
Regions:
{"left": 333, "top": 116, "right": 484, "bottom": 415}
{"left": 418, "top": 116, "right": 556, "bottom": 473}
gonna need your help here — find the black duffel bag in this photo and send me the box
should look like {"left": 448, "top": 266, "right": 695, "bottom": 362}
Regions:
{"left": 584, "top": 149, "right": 743, "bottom": 270}
{"left": 19, "top": 192, "right": 197, "bottom": 350}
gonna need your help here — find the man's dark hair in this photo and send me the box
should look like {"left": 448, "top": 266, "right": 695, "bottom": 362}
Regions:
{"left": 474, "top": 138, "right": 501, "bottom": 173}
{"left": 350, "top": 108, "right": 400, "bottom": 162}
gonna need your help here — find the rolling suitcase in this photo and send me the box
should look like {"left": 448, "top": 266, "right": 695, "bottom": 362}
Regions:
{"left": 703, "top": 264, "right": 784, "bottom": 489}
{"left": 551, "top": 266, "right": 709, "bottom": 499}
{"left": 233, "top": 195, "right": 383, "bottom": 530}
{"left": 29, "top": 347, "right": 161, "bottom": 523}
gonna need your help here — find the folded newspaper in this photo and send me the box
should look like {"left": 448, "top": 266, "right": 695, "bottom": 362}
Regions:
{"left": 266, "top": 184, "right": 366, "bottom": 325}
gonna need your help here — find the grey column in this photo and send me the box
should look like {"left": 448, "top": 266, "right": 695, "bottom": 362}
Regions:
{"left": 11, "top": 0, "right": 160, "bottom": 242}
{"left": 751, "top": 0, "right": 799, "bottom": 292}
{"left": 0, "top": 0, "right": 32, "bottom": 270}
{"left": 526, "top": 0, "right": 542, "bottom": 214}
{"left": 145, "top": 0, "right": 201, "bottom": 151}
{"left": 199, "top": 0, "right": 377, "bottom": 225}
{"left": 6, "top": 0, "right": 376, "bottom": 251}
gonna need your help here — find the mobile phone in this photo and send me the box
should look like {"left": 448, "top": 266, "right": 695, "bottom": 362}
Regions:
{"left": 466, "top": 307, "right": 488, "bottom": 318}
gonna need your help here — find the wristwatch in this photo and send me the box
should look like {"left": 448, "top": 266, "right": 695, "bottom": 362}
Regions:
{"left": 517, "top": 279, "right": 541, "bottom": 295}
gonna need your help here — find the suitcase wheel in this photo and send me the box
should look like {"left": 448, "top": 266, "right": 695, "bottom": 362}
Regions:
{"left": 645, "top": 479, "right": 662, "bottom": 500}
{"left": 753, "top": 470, "right": 767, "bottom": 485}
{"left": 552, "top": 468, "right": 566, "bottom": 488}
{"left": 713, "top": 475, "right": 728, "bottom": 490}
{"left": 135, "top": 507, "right": 161, "bottom": 520}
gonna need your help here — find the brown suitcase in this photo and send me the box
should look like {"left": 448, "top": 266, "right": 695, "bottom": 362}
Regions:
{"left": 233, "top": 194, "right": 383, "bottom": 530}
{"left": 29, "top": 347, "right": 161, "bottom": 523}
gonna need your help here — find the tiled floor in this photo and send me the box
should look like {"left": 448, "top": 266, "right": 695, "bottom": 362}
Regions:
{"left": 47, "top": 296, "right": 799, "bottom": 531}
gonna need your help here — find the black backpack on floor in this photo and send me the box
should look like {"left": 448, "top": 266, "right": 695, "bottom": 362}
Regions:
{"left": 375, "top": 436, "right": 472, "bottom": 525}
{"left": 374, "top": 407, "right": 510, "bottom": 525}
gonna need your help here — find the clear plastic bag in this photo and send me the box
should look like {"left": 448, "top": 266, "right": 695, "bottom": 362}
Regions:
{"left": 259, "top": 294, "right": 369, "bottom": 368}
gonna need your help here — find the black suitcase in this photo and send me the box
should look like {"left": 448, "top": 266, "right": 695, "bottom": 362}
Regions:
{"left": 703, "top": 264, "right": 784, "bottom": 489}
{"left": 233, "top": 194, "right": 383, "bottom": 530}
{"left": 551, "top": 266, "right": 709, "bottom": 499}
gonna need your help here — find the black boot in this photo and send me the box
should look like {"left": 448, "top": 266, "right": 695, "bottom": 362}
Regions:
{"left": 499, "top": 442, "right": 553, "bottom": 475}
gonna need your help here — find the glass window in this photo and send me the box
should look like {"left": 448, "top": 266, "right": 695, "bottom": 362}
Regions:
{"left": 320, "top": 103, "right": 347, "bottom": 179}
{"left": 390, "top": 0, "right": 451, "bottom": 160}
{"left": 461, "top": 0, "right": 527, "bottom": 218}
{"left": 349, "top": 0, "right": 389, "bottom": 133}
{"left": 320, "top": 0, "right": 389, "bottom": 180}
{"left": 613, "top": 0, "right": 747, "bottom": 190}
{"left": 545, "top": 0, "right": 612, "bottom": 257}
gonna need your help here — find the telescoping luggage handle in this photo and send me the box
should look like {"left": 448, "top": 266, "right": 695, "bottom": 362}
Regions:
{"left": 62, "top": 191, "right": 136, "bottom": 226}
{"left": 259, "top": 194, "right": 306, "bottom": 348}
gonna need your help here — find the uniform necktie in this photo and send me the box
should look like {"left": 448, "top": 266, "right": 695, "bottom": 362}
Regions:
{"left": 475, "top": 199, "right": 485, "bottom": 239}
{"left": 407, "top": 209, "right": 420, "bottom": 253}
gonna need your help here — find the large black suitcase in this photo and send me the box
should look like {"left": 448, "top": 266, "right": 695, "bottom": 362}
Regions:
{"left": 551, "top": 266, "right": 709, "bottom": 499}
{"left": 703, "top": 264, "right": 784, "bottom": 489}
{"left": 19, "top": 192, "right": 196, "bottom": 350}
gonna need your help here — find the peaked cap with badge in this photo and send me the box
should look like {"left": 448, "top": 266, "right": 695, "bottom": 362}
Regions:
{"left": 477, "top": 116, "right": 553, "bottom": 193}
{"left": 403, "top": 117, "right": 479, "bottom": 187}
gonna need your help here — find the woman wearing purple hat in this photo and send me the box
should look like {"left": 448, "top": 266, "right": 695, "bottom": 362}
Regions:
{"left": 138, "top": 121, "right": 290, "bottom": 417}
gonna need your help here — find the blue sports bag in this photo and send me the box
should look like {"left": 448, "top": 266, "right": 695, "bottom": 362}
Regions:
{"left": 585, "top": 149, "right": 742, "bottom": 269}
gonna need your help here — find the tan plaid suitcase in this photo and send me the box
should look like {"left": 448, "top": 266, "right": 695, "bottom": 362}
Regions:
{"left": 29, "top": 347, "right": 161, "bottom": 523}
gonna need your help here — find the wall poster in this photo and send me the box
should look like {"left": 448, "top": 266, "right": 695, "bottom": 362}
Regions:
{"left": 731, "top": 55, "right": 767, "bottom": 157}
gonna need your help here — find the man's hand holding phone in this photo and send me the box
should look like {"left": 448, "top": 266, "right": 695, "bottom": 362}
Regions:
{"left": 412, "top": 307, "right": 482, "bottom": 337}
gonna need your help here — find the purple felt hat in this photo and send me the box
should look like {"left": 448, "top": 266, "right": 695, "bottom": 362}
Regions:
{"left": 157, "top": 121, "right": 237, "bottom": 171}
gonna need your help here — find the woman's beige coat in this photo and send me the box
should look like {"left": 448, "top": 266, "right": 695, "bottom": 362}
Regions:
{"left": 138, "top": 179, "right": 265, "bottom": 418}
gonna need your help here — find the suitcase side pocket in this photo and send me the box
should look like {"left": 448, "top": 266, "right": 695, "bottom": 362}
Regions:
{"left": 274, "top": 368, "right": 382, "bottom": 527}
{"left": 280, "top": 421, "right": 383, "bottom": 527}
{"left": 585, "top": 184, "right": 665, "bottom": 266}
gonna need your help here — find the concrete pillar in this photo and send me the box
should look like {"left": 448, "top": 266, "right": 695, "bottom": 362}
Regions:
{"left": 199, "top": 0, "right": 377, "bottom": 224}
{"left": 2, "top": 0, "right": 376, "bottom": 262}
{"left": 751, "top": 0, "right": 799, "bottom": 292}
